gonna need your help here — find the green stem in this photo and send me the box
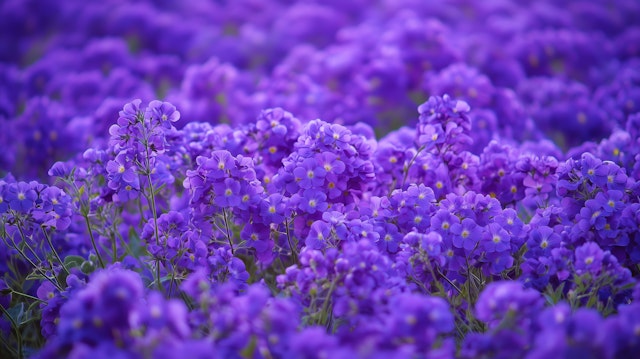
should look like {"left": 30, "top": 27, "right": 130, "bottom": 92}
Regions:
{"left": 140, "top": 118, "right": 161, "bottom": 247}
{"left": 83, "top": 215, "right": 105, "bottom": 268}
{"left": 0, "top": 303, "right": 23, "bottom": 359}
{"left": 155, "top": 259, "right": 164, "bottom": 293}
{"left": 167, "top": 256, "right": 183, "bottom": 298}
{"left": 285, "top": 218, "right": 297, "bottom": 263}
{"left": 110, "top": 207, "right": 123, "bottom": 262}
{"left": 222, "top": 209, "right": 234, "bottom": 254}
{"left": 2, "top": 234, "right": 63, "bottom": 292}
{"left": 0, "top": 331, "right": 19, "bottom": 358}
{"left": 15, "top": 222, "right": 45, "bottom": 265}
{"left": 10, "top": 290, "right": 44, "bottom": 303}
{"left": 436, "top": 267, "right": 462, "bottom": 294}
{"left": 41, "top": 228, "right": 69, "bottom": 275}
{"left": 145, "top": 172, "right": 160, "bottom": 247}
{"left": 401, "top": 145, "right": 426, "bottom": 189}
{"left": 318, "top": 280, "right": 336, "bottom": 328}
{"left": 111, "top": 232, "right": 118, "bottom": 263}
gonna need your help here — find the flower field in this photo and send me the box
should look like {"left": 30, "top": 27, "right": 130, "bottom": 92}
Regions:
{"left": 2, "top": 0, "right": 640, "bottom": 358}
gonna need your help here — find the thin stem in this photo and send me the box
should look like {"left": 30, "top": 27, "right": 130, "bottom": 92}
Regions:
{"left": 0, "top": 330, "right": 19, "bottom": 358}
{"left": 10, "top": 290, "right": 44, "bottom": 303}
{"left": 401, "top": 145, "right": 426, "bottom": 189}
{"left": 41, "top": 228, "right": 69, "bottom": 275}
{"left": 15, "top": 222, "right": 45, "bottom": 265}
{"left": 464, "top": 257, "right": 476, "bottom": 323}
{"left": 318, "top": 280, "right": 336, "bottom": 329}
{"left": 145, "top": 171, "right": 160, "bottom": 247}
{"left": 137, "top": 196, "right": 146, "bottom": 227}
{"left": 139, "top": 115, "right": 161, "bottom": 247}
{"left": 2, "top": 235, "right": 63, "bottom": 292}
{"left": 436, "top": 267, "right": 462, "bottom": 294}
{"left": 285, "top": 218, "right": 297, "bottom": 263}
{"left": 83, "top": 215, "right": 105, "bottom": 268}
{"left": 139, "top": 153, "right": 163, "bottom": 295}
{"left": 111, "top": 232, "right": 118, "bottom": 263}
{"left": 424, "top": 254, "right": 445, "bottom": 295}
{"left": 222, "top": 209, "right": 234, "bottom": 254}
{"left": 167, "top": 271, "right": 176, "bottom": 298}
{"left": 155, "top": 259, "right": 164, "bottom": 292}
{"left": 0, "top": 304, "right": 23, "bottom": 359}
{"left": 110, "top": 207, "right": 123, "bottom": 262}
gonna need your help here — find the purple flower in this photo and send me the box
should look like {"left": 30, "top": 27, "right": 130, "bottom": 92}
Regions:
{"left": 574, "top": 242, "right": 605, "bottom": 275}
{"left": 47, "top": 267, "right": 144, "bottom": 352}
{"left": 0, "top": 181, "right": 9, "bottom": 213}
{"left": 240, "top": 222, "right": 273, "bottom": 254}
{"left": 214, "top": 177, "right": 241, "bottom": 207}
{"left": 451, "top": 218, "right": 481, "bottom": 251}
{"left": 48, "top": 161, "right": 73, "bottom": 178}
{"left": 298, "top": 189, "right": 328, "bottom": 214}
{"left": 317, "top": 152, "right": 345, "bottom": 175}
{"left": 256, "top": 107, "right": 291, "bottom": 136}
{"left": 306, "top": 220, "right": 332, "bottom": 249}
{"left": 416, "top": 94, "right": 472, "bottom": 150}
{"left": 293, "top": 157, "right": 326, "bottom": 189}
{"left": 141, "top": 211, "right": 187, "bottom": 260}
{"left": 580, "top": 152, "right": 602, "bottom": 183}
{"left": 405, "top": 184, "right": 436, "bottom": 208}
{"left": 576, "top": 199, "right": 607, "bottom": 233}
{"left": 383, "top": 293, "right": 454, "bottom": 353}
{"left": 606, "top": 303, "right": 640, "bottom": 357}
{"left": 417, "top": 123, "right": 446, "bottom": 149}
{"left": 322, "top": 123, "right": 352, "bottom": 149}
{"left": 430, "top": 209, "right": 460, "bottom": 235}
{"left": 105, "top": 151, "right": 139, "bottom": 202}
{"left": 597, "top": 190, "right": 624, "bottom": 214}
{"left": 259, "top": 193, "right": 288, "bottom": 225}
{"left": 526, "top": 225, "right": 561, "bottom": 257}
{"left": 32, "top": 186, "right": 73, "bottom": 230}
{"left": 486, "top": 252, "right": 515, "bottom": 275}
{"left": 378, "top": 223, "right": 402, "bottom": 254}
{"left": 529, "top": 305, "right": 612, "bottom": 359}
{"left": 290, "top": 327, "right": 339, "bottom": 359}
{"left": 481, "top": 223, "right": 510, "bottom": 253}
{"left": 141, "top": 292, "right": 190, "bottom": 339}
{"left": 6, "top": 181, "right": 37, "bottom": 212}
{"left": 475, "top": 281, "right": 543, "bottom": 327}
{"left": 205, "top": 150, "right": 236, "bottom": 179}
{"left": 117, "top": 99, "right": 142, "bottom": 126}
{"left": 594, "top": 161, "right": 628, "bottom": 190}
{"left": 145, "top": 100, "right": 180, "bottom": 129}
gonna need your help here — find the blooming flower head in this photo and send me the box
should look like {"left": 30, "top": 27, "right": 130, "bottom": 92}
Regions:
{"left": 6, "top": 181, "right": 37, "bottom": 212}
{"left": 146, "top": 100, "right": 180, "bottom": 129}
{"left": 475, "top": 281, "right": 544, "bottom": 327}
{"left": 298, "top": 188, "right": 328, "bottom": 214}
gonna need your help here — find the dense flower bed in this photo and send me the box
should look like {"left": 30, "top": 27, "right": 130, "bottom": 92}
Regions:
{"left": 2, "top": 0, "right": 640, "bottom": 358}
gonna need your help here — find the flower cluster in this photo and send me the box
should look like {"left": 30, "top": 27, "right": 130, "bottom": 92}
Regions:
{"left": 1, "top": 1, "right": 640, "bottom": 358}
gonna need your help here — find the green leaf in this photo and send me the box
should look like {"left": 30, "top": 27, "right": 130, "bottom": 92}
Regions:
{"left": 80, "top": 261, "right": 96, "bottom": 274}
{"left": 24, "top": 272, "right": 46, "bottom": 282}
{"left": 6, "top": 303, "right": 25, "bottom": 325}
{"left": 241, "top": 336, "right": 257, "bottom": 359}
{"left": 56, "top": 271, "right": 68, "bottom": 289}
{"left": 19, "top": 308, "right": 37, "bottom": 326}
{"left": 63, "top": 255, "right": 85, "bottom": 269}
